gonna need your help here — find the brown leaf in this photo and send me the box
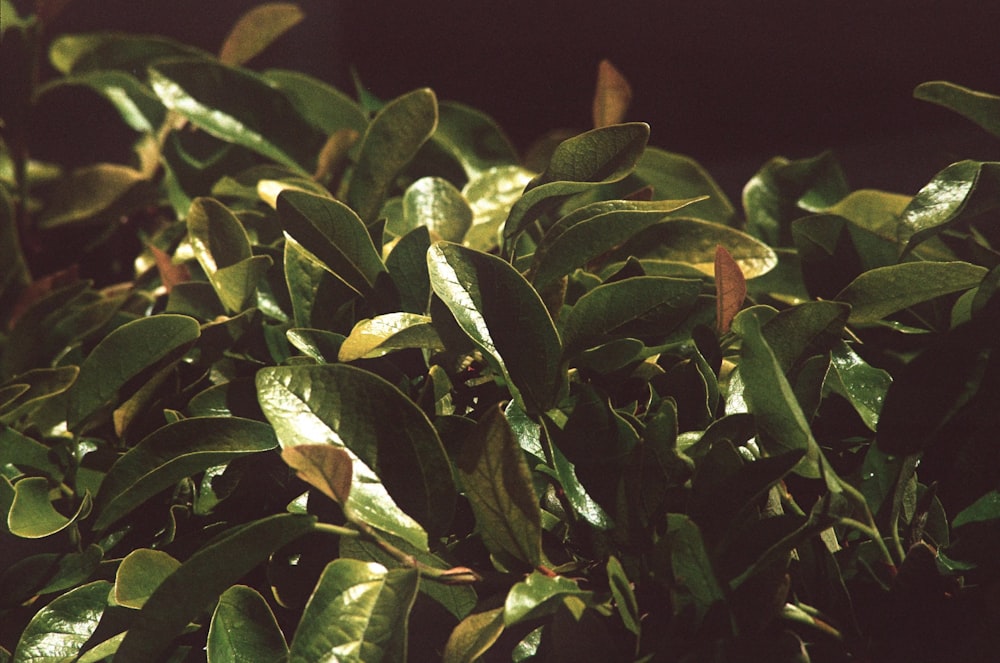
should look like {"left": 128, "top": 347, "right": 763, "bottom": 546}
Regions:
{"left": 281, "top": 444, "right": 353, "bottom": 503}
{"left": 592, "top": 59, "right": 633, "bottom": 128}
{"left": 218, "top": 2, "right": 305, "bottom": 66}
{"left": 715, "top": 244, "right": 746, "bottom": 333}
{"left": 147, "top": 243, "right": 190, "bottom": 293}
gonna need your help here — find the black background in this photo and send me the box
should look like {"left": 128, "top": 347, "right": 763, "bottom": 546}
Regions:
{"left": 25, "top": 0, "right": 1000, "bottom": 200}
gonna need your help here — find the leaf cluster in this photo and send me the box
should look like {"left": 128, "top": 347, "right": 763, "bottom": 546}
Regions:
{"left": 2, "top": 3, "right": 1000, "bottom": 662}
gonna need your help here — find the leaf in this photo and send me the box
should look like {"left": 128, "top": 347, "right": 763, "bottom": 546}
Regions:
{"left": 208, "top": 585, "right": 289, "bottom": 663}
{"left": 952, "top": 490, "right": 1000, "bottom": 529}
{"left": 92, "top": 416, "right": 279, "bottom": 531}
{"left": 37, "top": 163, "right": 150, "bottom": 229}
{"left": 338, "top": 313, "right": 442, "bottom": 361}
{"left": 914, "top": 81, "right": 1000, "bottom": 139}
{"left": 49, "top": 32, "right": 206, "bottom": 76}
{"left": 288, "top": 559, "right": 419, "bottom": 663}
{"left": 286, "top": 328, "right": 345, "bottom": 363}
{"left": 0, "top": 186, "right": 30, "bottom": 305}
{"left": 281, "top": 444, "right": 353, "bottom": 504}
{"left": 606, "top": 556, "right": 640, "bottom": 636}
{"left": 561, "top": 276, "right": 702, "bottom": 358}
{"left": 428, "top": 242, "right": 563, "bottom": 413}
{"left": 715, "top": 245, "right": 746, "bottom": 333}
{"left": 827, "top": 341, "right": 892, "bottom": 431}
{"left": 593, "top": 59, "right": 632, "bottom": 128}
{"left": 432, "top": 101, "right": 519, "bottom": 178}
{"left": 149, "top": 58, "right": 324, "bottom": 173}
{"left": 463, "top": 165, "right": 535, "bottom": 251}
{"left": 187, "top": 197, "right": 252, "bottom": 272}
{"left": 283, "top": 236, "right": 359, "bottom": 330}
{"left": 760, "top": 301, "right": 850, "bottom": 374}
{"left": 503, "top": 122, "right": 649, "bottom": 243}
{"left": 630, "top": 147, "right": 736, "bottom": 225}
{"left": 0, "top": 544, "right": 104, "bottom": 605}
{"left": 504, "top": 571, "right": 595, "bottom": 625}
{"left": 277, "top": 189, "right": 387, "bottom": 295}
{"left": 401, "top": 176, "right": 473, "bottom": 242}
{"left": 835, "top": 261, "right": 987, "bottom": 324}
{"left": 218, "top": 2, "right": 304, "bottom": 66}
{"left": 262, "top": 68, "right": 368, "bottom": 137}
{"left": 442, "top": 607, "right": 505, "bottom": 663}
{"left": 67, "top": 314, "right": 200, "bottom": 432}
{"left": 456, "top": 405, "right": 542, "bottom": 568}
{"left": 604, "top": 218, "right": 778, "bottom": 278}
{"left": 385, "top": 226, "right": 432, "bottom": 314}
{"left": 658, "top": 514, "right": 724, "bottom": 621}
{"left": 38, "top": 70, "right": 166, "bottom": 133}
{"left": 114, "top": 549, "right": 181, "bottom": 609}
{"left": 12, "top": 580, "right": 111, "bottom": 663}
{"left": 347, "top": 88, "right": 439, "bottom": 223}
{"left": 0, "top": 366, "right": 78, "bottom": 426}
{"left": 8, "top": 477, "right": 91, "bottom": 539}
{"left": 257, "top": 364, "right": 453, "bottom": 546}
{"left": 115, "top": 514, "right": 316, "bottom": 662}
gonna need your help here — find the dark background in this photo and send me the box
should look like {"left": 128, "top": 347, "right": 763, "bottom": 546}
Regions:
{"left": 25, "top": 0, "right": 1000, "bottom": 201}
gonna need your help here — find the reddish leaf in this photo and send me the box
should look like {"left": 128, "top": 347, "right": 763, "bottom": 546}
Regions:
{"left": 147, "top": 243, "right": 190, "bottom": 293}
{"left": 715, "top": 244, "right": 746, "bottom": 333}
{"left": 592, "top": 59, "right": 633, "bottom": 128}
{"left": 281, "top": 444, "right": 353, "bottom": 504}
{"left": 218, "top": 2, "right": 305, "bottom": 66}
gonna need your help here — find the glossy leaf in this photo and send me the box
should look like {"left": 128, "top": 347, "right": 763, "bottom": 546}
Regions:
{"left": 456, "top": 405, "right": 542, "bottom": 568}
{"left": 37, "top": 162, "right": 149, "bottom": 229}
{"left": 836, "top": 261, "right": 987, "bottom": 324}
{"left": 284, "top": 236, "right": 360, "bottom": 329}
{"left": 187, "top": 196, "right": 252, "bottom": 273}
{"left": 561, "top": 276, "right": 702, "bottom": 358}
{"left": 503, "top": 122, "right": 649, "bottom": 242}
{"left": 827, "top": 341, "right": 892, "bottom": 431}
{"left": 715, "top": 244, "right": 746, "bottom": 333}
{"left": 952, "top": 490, "right": 1000, "bottom": 529}
{"left": 8, "top": 477, "right": 91, "bottom": 539}
{"left": 402, "top": 176, "right": 473, "bottom": 242}
{"left": 114, "top": 548, "right": 181, "bottom": 609}
{"left": 281, "top": 444, "right": 353, "bottom": 504}
{"left": 347, "top": 88, "right": 438, "bottom": 223}
{"left": 914, "top": 81, "right": 1000, "bottom": 139}
{"left": 114, "top": 514, "right": 315, "bottom": 661}
{"left": 49, "top": 32, "right": 206, "bottom": 76}
{"left": 442, "top": 607, "right": 505, "bottom": 663}
{"left": 338, "top": 313, "right": 442, "bottom": 361}
{"left": 12, "top": 580, "right": 111, "bottom": 663}
{"left": 760, "top": 301, "right": 850, "bottom": 374}
{"left": 263, "top": 68, "right": 369, "bottom": 137}
{"left": 218, "top": 2, "right": 304, "bottom": 66}
{"left": 504, "top": 571, "right": 595, "bottom": 625}
{"left": 92, "top": 416, "right": 278, "bottom": 531}
{"left": 208, "top": 585, "right": 289, "bottom": 663}
{"left": 630, "top": 147, "right": 736, "bottom": 224}
{"left": 463, "top": 165, "right": 534, "bottom": 251}
{"left": 257, "top": 364, "right": 453, "bottom": 545}
{"left": 0, "top": 425, "right": 61, "bottom": 479}
{"left": 288, "top": 559, "right": 419, "bottom": 663}
{"left": 428, "top": 242, "right": 563, "bottom": 412}
{"left": 593, "top": 59, "right": 632, "bottom": 128}
{"left": 67, "top": 314, "right": 200, "bottom": 432}
{"left": 150, "top": 58, "right": 323, "bottom": 172}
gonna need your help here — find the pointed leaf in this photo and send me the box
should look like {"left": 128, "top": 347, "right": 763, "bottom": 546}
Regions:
{"left": 114, "top": 549, "right": 181, "bottom": 609}
{"left": 915, "top": 81, "right": 1000, "bottom": 139}
{"left": 281, "top": 444, "right": 353, "bottom": 504}
{"left": 347, "top": 88, "right": 438, "bottom": 223}
{"left": 92, "top": 416, "right": 278, "bottom": 531}
{"left": 115, "top": 514, "right": 316, "bottom": 662}
{"left": 442, "top": 607, "right": 505, "bottom": 663}
{"left": 263, "top": 68, "right": 368, "bottom": 137}
{"left": 208, "top": 585, "right": 289, "bottom": 663}
{"left": 187, "top": 197, "right": 252, "bottom": 272}
{"left": 631, "top": 147, "right": 736, "bottom": 224}
{"left": 219, "top": 2, "right": 304, "bottom": 65}
{"left": 257, "top": 364, "right": 454, "bottom": 545}
{"left": 827, "top": 341, "right": 892, "bottom": 431}
{"left": 606, "top": 556, "right": 640, "bottom": 636}
{"left": 428, "top": 242, "right": 562, "bottom": 412}
{"left": 338, "top": 313, "right": 442, "bottom": 361}
{"left": 432, "top": 101, "right": 519, "bottom": 178}
{"left": 456, "top": 405, "right": 542, "bottom": 567}
{"left": 715, "top": 245, "right": 746, "bottom": 333}
{"left": 8, "top": 478, "right": 91, "bottom": 539}
{"left": 12, "top": 580, "right": 111, "bottom": 663}
{"left": 593, "top": 59, "right": 632, "bottom": 128}
{"left": 836, "top": 261, "right": 987, "bottom": 324}
{"left": 288, "top": 559, "right": 419, "bottom": 663}
{"left": 504, "top": 571, "right": 595, "bottom": 625}
{"left": 0, "top": 544, "right": 104, "bottom": 603}
{"left": 37, "top": 163, "right": 149, "bottom": 229}
{"left": 657, "top": 514, "right": 724, "bottom": 620}
{"left": 402, "top": 176, "right": 473, "bottom": 242}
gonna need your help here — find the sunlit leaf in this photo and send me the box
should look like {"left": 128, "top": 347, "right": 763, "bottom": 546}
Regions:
{"left": 338, "top": 313, "right": 442, "bottom": 361}
{"left": 37, "top": 163, "right": 150, "bottom": 229}
{"left": 8, "top": 477, "right": 91, "bottom": 539}
{"left": 442, "top": 607, "right": 505, "bottom": 663}
{"left": 208, "top": 585, "right": 289, "bottom": 663}
{"left": 504, "top": 571, "right": 595, "bottom": 625}
{"left": 401, "top": 176, "right": 473, "bottom": 243}
{"left": 12, "top": 580, "right": 111, "bottom": 663}
{"left": 114, "top": 549, "right": 181, "bottom": 609}
{"left": 914, "top": 81, "right": 1000, "bottom": 139}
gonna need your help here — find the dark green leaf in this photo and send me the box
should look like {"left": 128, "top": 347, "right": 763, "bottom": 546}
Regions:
{"left": 208, "top": 585, "right": 289, "bottom": 663}
{"left": 760, "top": 301, "right": 850, "bottom": 374}
{"left": 433, "top": 101, "right": 519, "bottom": 177}
{"left": 952, "top": 490, "right": 1000, "bottom": 529}
{"left": 428, "top": 242, "right": 563, "bottom": 413}
{"left": 630, "top": 147, "right": 736, "bottom": 224}
{"left": 0, "top": 544, "right": 103, "bottom": 605}
{"left": 338, "top": 313, "right": 442, "bottom": 361}
{"left": 257, "top": 364, "right": 453, "bottom": 545}
{"left": 115, "top": 514, "right": 316, "bottom": 662}
{"left": 504, "top": 571, "right": 595, "bottom": 625}
{"left": 92, "top": 416, "right": 278, "bottom": 531}
{"left": 606, "top": 555, "right": 640, "bottom": 636}
{"left": 286, "top": 328, "right": 345, "bottom": 363}
{"left": 284, "top": 236, "right": 360, "bottom": 330}
{"left": 385, "top": 226, "right": 432, "bottom": 314}
{"left": 37, "top": 162, "right": 151, "bottom": 229}
{"left": 658, "top": 514, "right": 724, "bottom": 621}
{"left": 0, "top": 186, "right": 30, "bottom": 306}
{"left": 827, "top": 341, "right": 892, "bottom": 431}
{"left": 288, "top": 559, "right": 419, "bottom": 663}
{"left": 187, "top": 197, "right": 252, "bottom": 272}
{"left": 12, "top": 580, "right": 111, "bottom": 663}
{"left": 49, "top": 32, "right": 206, "bottom": 76}
{"left": 442, "top": 607, "right": 505, "bottom": 663}
{"left": 39, "top": 71, "right": 166, "bottom": 132}
{"left": 401, "top": 176, "right": 473, "bottom": 242}
{"left": 914, "top": 81, "right": 1000, "bottom": 139}
{"left": 0, "top": 366, "right": 78, "bottom": 426}
{"left": 456, "top": 405, "right": 542, "bottom": 568}
{"left": 114, "top": 548, "right": 181, "bottom": 609}
{"left": 347, "top": 88, "right": 439, "bottom": 223}
{"left": 263, "top": 69, "right": 368, "bottom": 137}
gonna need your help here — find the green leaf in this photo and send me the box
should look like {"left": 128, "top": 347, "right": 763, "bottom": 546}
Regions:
{"left": 401, "top": 176, "right": 473, "bottom": 242}
{"left": 0, "top": 186, "right": 30, "bottom": 305}
{"left": 630, "top": 147, "right": 736, "bottom": 224}
{"left": 37, "top": 162, "right": 150, "bottom": 229}
{"left": 897, "top": 161, "right": 1000, "bottom": 255}
{"left": 385, "top": 226, "right": 432, "bottom": 314}
{"left": 338, "top": 313, "right": 442, "bottom": 361}
{"left": 442, "top": 607, "right": 505, "bottom": 663}
{"left": 463, "top": 166, "right": 535, "bottom": 251}
{"left": 503, "top": 122, "right": 649, "bottom": 242}
{"left": 39, "top": 71, "right": 166, "bottom": 133}
{"left": 347, "top": 88, "right": 439, "bottom": 223}
{"left": 456, "top": 405, "right": 542, "bottom": 568}
{"left": 67, "top": 314, "right": 200, "bottom": 432}
{"left": 286, "top": 328, "right": 345, "bottom": 363}
{"left": 0, "top": 366, "right": 78, "bottom": 426}
{"left": 218, "top": 2, "right": 304, "bottom": 66}
{"left": 187, "top": 197, "right": 252, "bottom": 272}
{"left": 952, "top": 490, "right": 1000, "bottom": 529}
{"left": 432, "top": 101, "right": 519, "bottom": 178}
{"left": 114, "top": 549, "right": 181, "bottom": 609}
{"left": 602, "top": 218, "right": 778, "bottom": 278}
{"left": 914, "top": 81, "right": 1000, "bottom": 139}
{"left": 529, "top": 197, "right": 707, "bottom": 289}
{"left": 428, "top": 242, "right": 563, "bottom": 413}
{"left": 257, "top": 364, "right": 453, "bottom": 545}
{"left": 835, "top": 261, "right": 987, "bottom": 324}
{"left": 0, "top": 544, "right": 104, "bottom": 605}
{"left": 149, "top": 58, "right": 324, "bottom": 173}
{"left": 657, "top": 514, "right": 724, "bottom": 621}
{"left": 288, "top": 559, "right": 419, "bottom": 663}
{"left": 7, "top": 477, "right": 91, "bottom": 539}
{"left": 115, "top": 514, "right": 316, "bottom": 662}
{"left": 49, "top": 32, "right": 206, "bottom": 76}
{"left": 277, "top": 189, "right": 387, "bottom": 295}
{"left": 281, "top": 444, "right": 353, "bottom": 504}
{"left": 561, "top": 276, "right": 702, "bottom": 358}
{"left": 263, "top": 69, "right": 368, "bottom": 137}
{"left": 284, "top": 236, "right": 360, "bottom": 330}
{"left": 760, "top": 301, "right": 850, "bottom": 374}
{"left": 606, "top": 555, "right": 640, "bottom": 636}
{"left": 92, "top": 416, "right": 278, "bottom": 531}
{"left": 12, "top": 580, "right": 111, "bottom": 663}
{"left": 504, "top": 571, "right": 595, "bottom": 625}
{"left": 827, "top": 341, "right": 892, "bottom": 431}
{"left": 208, "top": 585, "right": 289, "bottom": 663}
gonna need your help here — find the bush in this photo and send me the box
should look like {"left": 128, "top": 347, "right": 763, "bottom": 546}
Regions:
{"left": 2, "top": 3, "right": 999, "bottom": 662}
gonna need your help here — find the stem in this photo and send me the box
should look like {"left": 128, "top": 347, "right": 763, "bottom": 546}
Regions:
{"left": 312, "top": 522, "right": 361, "bottom": 538}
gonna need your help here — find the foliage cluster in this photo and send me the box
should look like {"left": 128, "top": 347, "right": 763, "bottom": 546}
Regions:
{"left": 2, "top": 3, "right": 1000, "bottom": 662}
